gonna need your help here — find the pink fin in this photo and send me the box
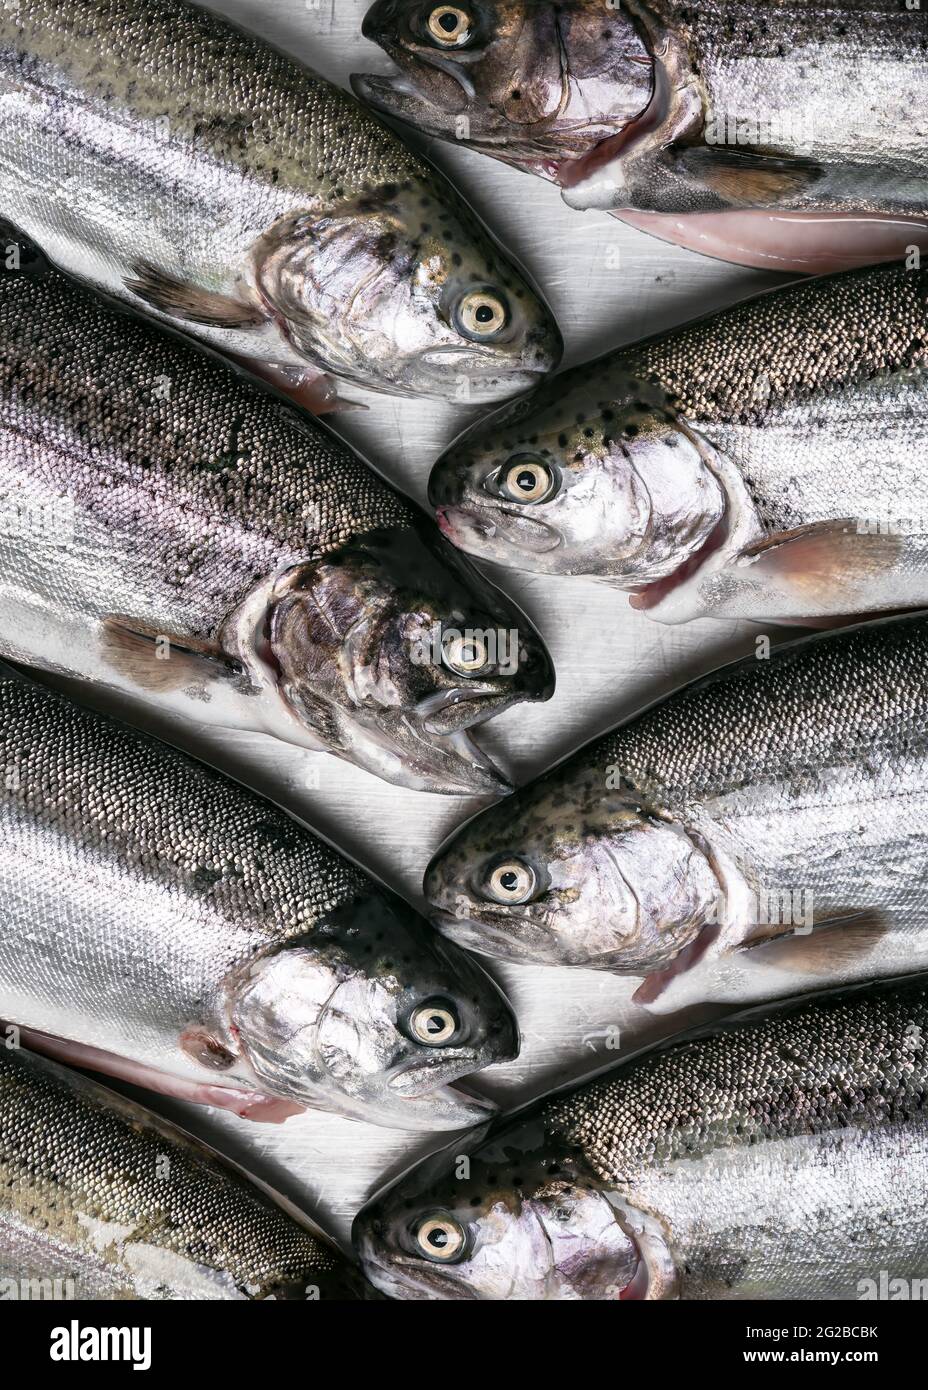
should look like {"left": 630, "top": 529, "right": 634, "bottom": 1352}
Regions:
{"left": 632, "top": 925, "right": 719, "bottom": 1006}
{"left": 13, "top": 1026, "right": 303, "bottom": 1124}
{"left": 615, "top": 209, "right": 928, "bottom": 275}
{"left": 226, "top": 354, "right": 366, "bottom": 416}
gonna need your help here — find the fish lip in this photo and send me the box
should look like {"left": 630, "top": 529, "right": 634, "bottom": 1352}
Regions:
{"left": 436, "top": 503, "right": 563, "bottom": 558}
{"left": 387, "top": 1052, "right": 482, "bottom": 1097}
{"left": 413, "top": 363, "right": 552, "bottom": 404}
{"left": 428, "top": 906, "right": 547, "bottom": 965}
{"left": 384, "top": 1083, "right": 499, "bottom": 1132}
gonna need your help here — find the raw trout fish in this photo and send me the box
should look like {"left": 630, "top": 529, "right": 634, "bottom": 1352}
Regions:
{"left": 0, "top": 664, "right": 518, "bottom": 1128}
{"left": 425, "top": 613, "right": 928, "bottom": 1013}
{"left": 355, "top": 0, "right": 928, "bottom": 273}
{"left": 0, "top": 0, "right": 561, "bottom": 408}
{"left": 430, "top": 261, "right": 928, "bottom": 624}
{"left": 0, "top": 255, "right": 554, "bottom": 796}
{"left": 355, "top": 976, "right": 928, "bottom": 1299}
{"left": 0, "top": 1043, "right": 368, "bottom": 1300}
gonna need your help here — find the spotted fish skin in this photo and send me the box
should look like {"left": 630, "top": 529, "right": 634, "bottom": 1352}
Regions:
{"left": 0, "top": 259, "right": 554, "bottom": 795}
{"left": 0, "top": 0, "right": 560, "bottom": 402}
{"left": 424, "top": 614, "right": 928, "bottom": 1008}
{"left": 0, "top": 665, "right": 518, "bottom": 1130}
{"left": 355, "top": 978, "right": 928, "bottom": 1300}
{"left": 429, "top": 263, "right": 928, "bottom": 622}
{"left": 0, "top": 1044, "right": 367, "bottom": 1300}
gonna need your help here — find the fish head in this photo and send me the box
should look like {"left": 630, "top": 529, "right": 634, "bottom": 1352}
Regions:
{"left": 429, "top": 371, "right": 725, "bottom": 581}
{"left": 230, "top": 890, "right": 519, "bottom": 1131}
{"left": 262, "top": 522, "right": 555, "bottom": 795}
{"left": 353, "top": 1, "right": 653, "bottom": 175}
{"left": 256, "top": 180, "right": 561, "bottom": 404}
{"left": 424, "top": 775, "right": 719, "bottom": 969}
{"left": 354, "top": 1121, "right": 639, "bottom": 1298}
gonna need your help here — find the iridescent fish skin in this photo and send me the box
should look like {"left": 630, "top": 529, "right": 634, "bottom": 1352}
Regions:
{"left": 0, "top": 258, "right": 554, "bottom": 796}
{"left": 425, "top": 614, "right": 928, "bottom": 1013}
{"left": 0, "top": 666, "right": 518, "bottom": 1130}
{"left": 0, "top": 1044, "right": 369, "bottom": 1300}
{"left": 430, "top": 263, "right": 928, "bottom": 624}
{"left": 354, "top": 0, "right": 928, "bottom": 272}
{"left": 355, "top": 978, "right": 928, "bottom": 1300}
{"left": 0, "top": 0, "right": 561, "bottom": 406}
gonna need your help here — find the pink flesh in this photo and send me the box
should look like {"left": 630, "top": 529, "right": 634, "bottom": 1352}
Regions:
{"left": 225, "top": 353, "right": 349, "bottom": 415}
{"left": 616, "top": 209, "right": 928, "bottom": 274}
{"left": 632, "top": 925, "right": 720, "bottom": 1006}
{"left": 630, "top": 518, "right": 728, "bottom": 612}
{"left": 15, "top": 1025, "right": 304, "bottom": 1123}
{"left": 619, "top": 1258, "right": 650, "bottom": 1300}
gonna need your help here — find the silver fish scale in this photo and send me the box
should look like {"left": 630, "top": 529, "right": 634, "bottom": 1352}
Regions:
{"left": 581, "top": 613, "right": 928, "bottom": 805}
{"left": 0, "top": 670, "right": 368, "bottom": 947}
{"left": 649, "top": 0, "right": 927, "bottom": 184}
{"left": 0, "top": 1044, "right": 351, "bottom": 1299}
{"left": 0, "top": 268, "right": 414, "bottom": 640}
{"left": 546, "top": 980, "right": 928, "bottom": 1183}
{"left": 618, "top": 262, "right": 928, "bottom": 425}
{"left": 1, "top": 0, "right": 423, "bottom": 193}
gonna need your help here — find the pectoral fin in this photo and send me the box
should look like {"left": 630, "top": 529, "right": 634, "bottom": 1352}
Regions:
{"left": 738, "top": 911, "right": 889, "bottom": 974}
{"left": 673, "top": 147, "right": 822, "bottom": 207}
{"left": 101, "top": 616, "right": 241, "bottom": 693}
{"left": 126, "top": 262, "right": 266, "bottom": 329}
{"left": 727, "top": 520, "right": 904, "bottom": 614}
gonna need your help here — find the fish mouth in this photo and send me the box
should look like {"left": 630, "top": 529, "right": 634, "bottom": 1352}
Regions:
{"left": 380, "top": 1081, "right": 498, "bottom": 1132}
{"left": 436, "top": 503, "right": 563, "bottom": 560}
{"left": 388, "top": 1052, "right": 490, "bottom": 1098}
{"left": 345, "top": 714, "right": 515, "bottom": 796}
{"left": 352, "top": 64, "right": 470, "bottom": 131}
{"left": 413, "top": 354, "right": 551, "bottom": 405}
{"left": 428, "top": 905, "right": 553, "bottom": 965}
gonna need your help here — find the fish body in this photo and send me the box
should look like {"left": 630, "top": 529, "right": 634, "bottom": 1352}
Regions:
{"left": 0, "top": 1043, "right": 367, "bottom": 1300}
{"left": 356, "top": 0, "right": 928, "bottom": 272}
{"left": 425, "top": 613, "right": 928, "bottom": 1012}
{"left": 355, "top": 977, "right": 928, "bottom": 1299}
{"left": 430, "top": 262, "right": 928, "bottom": 624}
{"left": 0, "top": 256, "right": 554, "bottom": 795}
{"left": 0, "top": 664, "right": 518, "bottom": 1129}
{"left": 0, "top": 0, "right": 560, "bottom": 404}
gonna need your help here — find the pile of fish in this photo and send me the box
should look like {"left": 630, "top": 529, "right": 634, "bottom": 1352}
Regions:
{"left": 1, "top": 0, "right": 928, "bottom": 1305}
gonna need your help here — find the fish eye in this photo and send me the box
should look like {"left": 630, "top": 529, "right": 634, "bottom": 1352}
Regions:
{"left": 500, "top": 455, "right": 557, "bottom": 505}
{"left": 486, "top": 858, "right": 536, "bottom": 904}
{"left": 441, "top": 630, "right": 491, "bottom": 677}
{"left": 456, "top": 289, "right": 509, "bottom": 341}
{"left": 426, "top": 5, "right": 472, "bottom": 46}
{"left": 409, "top": 999, "right": 460, "bottom": 1046}
{"left": 414, "top": 1212, "right": 467, "bottom": 1262}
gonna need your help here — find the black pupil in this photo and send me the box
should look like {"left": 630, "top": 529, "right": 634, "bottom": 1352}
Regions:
{"left": 428, "top": 1228, "right": 449, "bottom": 1248}
{"left": 475, "top": 303, "right": 495, "bottom": 323}
{"left": 461, "top": 644, "right": 478, "bottom": 663}
{"left": 500, "top": 871, "right": 519, "bottom": 891}
{"left": 439, "top": 11, "right": 460, "bottom": 31}
{"left": 426, "top": 1013, "right": 446, "bottom": 1035}
{"left": 516, "top": 470, "right": 538, "bottom": 492}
